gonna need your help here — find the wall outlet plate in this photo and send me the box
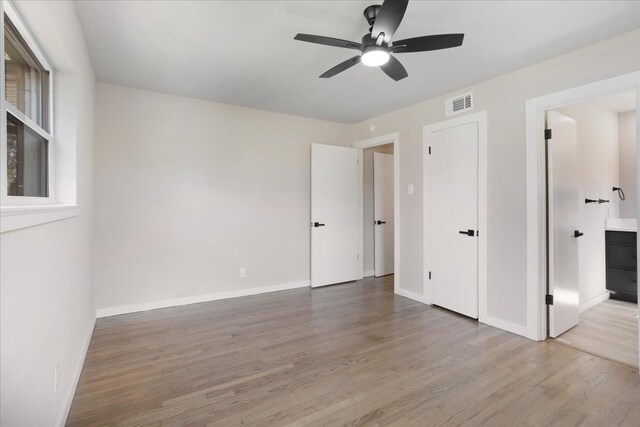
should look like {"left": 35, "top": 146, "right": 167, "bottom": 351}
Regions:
{"left": 239, "top": 267, "right": 247, "bottom": 278}
{"left": 408, "top": 184, "right": 414, "bottom": 195}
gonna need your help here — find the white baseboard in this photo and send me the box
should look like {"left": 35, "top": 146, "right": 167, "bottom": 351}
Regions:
{"left": 395, "top": 287, "right": 535, "bottom": 341}
{"left": 479, "top": 314, "right": 534, "bottom": 340}
{"left": 96, "top": 280, "right": 310, "bottom": 318}
{"left": 395, "top": 287, "right": 430, "bottom": 305}
{"left": 580, "top": 291, "right": 610, "bottom": 313}
{"left": 57, "top": 316, "right": 95, "bottom": 427}
{"left": 363, "top": 270, "right": 375, "bottom": 278}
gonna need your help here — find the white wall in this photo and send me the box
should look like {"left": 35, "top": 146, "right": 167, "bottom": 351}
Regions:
{"left": 556, "top": 103, "right": 620, "bottom": 308}
{"left": 351, "top": 30, "right": 640, "bottom": 333}
{"left": 362, "top": 144, "right": 394, "bottom": 276}
{"left": 619, "top": 110, "right": 638, "bottom": 218}
{"left": 0, "top": 1, "right": 95, "bottom": 426}
{"left": 94, "top": 83, "right": 353, "bottom": 313}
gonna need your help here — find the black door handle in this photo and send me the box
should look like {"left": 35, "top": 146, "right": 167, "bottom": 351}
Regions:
{"left": 574, "top": 230, "right": 584, "bottom": 238}
{"left": 313, "top": 222, "right": 325, "bottom": 227}
{"left": 459, "top": 229, "right": 475, "bottom": 237}
{"left": 375, "top": 220, "right": 387, "bottom": 225}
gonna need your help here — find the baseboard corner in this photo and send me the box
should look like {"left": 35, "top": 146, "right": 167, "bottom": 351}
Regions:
{"left": 57, "top": 315, "right": 96, "bottom": 427}
{"left": 579, "top": 291, "right": 610, "bottom": 313}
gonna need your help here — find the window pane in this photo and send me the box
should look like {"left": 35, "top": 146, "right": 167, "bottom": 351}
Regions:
{"left": 4, "top": 14, "right": 49, "bottom": 131}
{"left": 7, "top": 113, "right": 48, "bottom": 197}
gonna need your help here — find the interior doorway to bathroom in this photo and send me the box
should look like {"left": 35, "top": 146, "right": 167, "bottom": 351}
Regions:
{"left": 545, "top": 90, "right": 638, "bottom": 368}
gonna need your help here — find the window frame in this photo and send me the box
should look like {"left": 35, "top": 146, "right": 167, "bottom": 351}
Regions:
{"left": 1, "top": 0, "right": 55, "bottom": 206}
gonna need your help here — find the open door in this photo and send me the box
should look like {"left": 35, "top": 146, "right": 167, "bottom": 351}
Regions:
{"left": 547, "top": 110, "right": 581, "bottom": 338}
{"left": 311, "top": 144, "right": 360, "bottom": 287}
{"left": 427, "top": 122, "right": 479, "bottom": 319}
{"left": 374, "top": 152, "right": 394, "bottom": 277}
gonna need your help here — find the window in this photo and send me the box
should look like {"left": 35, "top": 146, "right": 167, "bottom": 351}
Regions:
{"left": 2, "top": 8, "right": 52, "bottom": 201}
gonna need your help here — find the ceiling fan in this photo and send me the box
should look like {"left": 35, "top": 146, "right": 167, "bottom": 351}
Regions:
{"left": 294, "top": 0, "right": 464, "bottom": 81}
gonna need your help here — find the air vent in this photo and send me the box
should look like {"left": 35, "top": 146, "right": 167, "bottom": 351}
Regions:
{"left": 445, "top": 92, "right": 473, "bottom": 116}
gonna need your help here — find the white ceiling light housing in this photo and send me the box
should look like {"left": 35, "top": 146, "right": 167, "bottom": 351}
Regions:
{"left": 361, "top": 48, "right": 390, "bottom": 67}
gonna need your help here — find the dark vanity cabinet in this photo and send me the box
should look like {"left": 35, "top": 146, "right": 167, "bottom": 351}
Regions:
{"left": 605, "top": 231, "right": 638, "bottom": 302}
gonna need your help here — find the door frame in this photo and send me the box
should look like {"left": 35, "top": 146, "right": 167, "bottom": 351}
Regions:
{"left": 525, "top": 71, "right": 640, "bottom": 343}
{"left": 423, "top": 111, "right": 488, "bottom": 321}
{"left": 353, "top": 132, "right": 400, "bottom": 292}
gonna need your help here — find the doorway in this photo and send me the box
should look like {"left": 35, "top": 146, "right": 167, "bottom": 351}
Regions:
{"left": 353, "top": 133, "right": 400, "bottom": 291}
{"left": 423, "top": 112, "right": 488, "bottom": 320}
{"left": 545, "top": 91, "right": 638, "bottom": 368}
{"left": 362, "top": 144, "right": 394, "bottom": 278}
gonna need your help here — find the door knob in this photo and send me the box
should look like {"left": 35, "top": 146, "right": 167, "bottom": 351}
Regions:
{"left": 574, "top": 230, "right": 584, "bottom": 238}
{"left": 375, "top": 220, "right": 386, "bottom": 225}
{"left": 313, "top": 222, "right": 325, "bottom": 227}
{"left": 459, "top": 229, "right": 475, "bottom": 237}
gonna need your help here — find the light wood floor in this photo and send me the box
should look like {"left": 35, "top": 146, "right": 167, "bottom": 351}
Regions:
{"left": 554, "top": 298, "right": 639, "bottom": 369}
{"left": 68, "top": 276, "right": 640, "bottom": 426}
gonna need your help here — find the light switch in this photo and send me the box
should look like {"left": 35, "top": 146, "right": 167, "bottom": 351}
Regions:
{"left": 408, "top": 184, "right": 414, "bottom": 195}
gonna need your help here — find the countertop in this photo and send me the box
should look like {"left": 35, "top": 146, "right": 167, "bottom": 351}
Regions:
{"left": 605, "top": 218, "right": 637, "bottom": 232}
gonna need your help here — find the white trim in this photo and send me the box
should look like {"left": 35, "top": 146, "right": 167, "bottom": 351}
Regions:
{"left": 363, "top": 270, "right": 375, "bottom": 278}
{"left": 96, "top": 280, "right": 311, "bottom": 318}
{"left": 0, "top": 204, "right": 80, "bottom": 233}
{"left": 422, "top": 112, "right": 488, "bottom": 321}
{"left": 525, "top": 71, "right": 640, "bottom": 342}
{"left": 3, "top": 0, "right": 53, "bottom": 72}
{"left": 358, "top": 149, "right": 364, "bottom": 280}
{"left": 353, "top": 132, "right": 400, "bottom": 293}
{"left": 480, "top": 314, "right": 531, "bottom": 338}
{"left": 57, "top": 317, "right": 95, "bottom": 427}
{"left": 395, "top": 287, "right": 430, "bottom": 305}
{"left": 579, "top": 291, "right": 610, "bottom": 313}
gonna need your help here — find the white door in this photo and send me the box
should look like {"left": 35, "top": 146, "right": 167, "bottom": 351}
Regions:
{"left": 547, "top": 110, "right": 580, "bottom": 338}
{"left": 374, "top": 152, "right": 394, "bottom": 277}
{"left": 427, "top": 122, "right": 479, "bottom": 318}
{"left": 311, "top": 143, "right": 360, "bottom": 287}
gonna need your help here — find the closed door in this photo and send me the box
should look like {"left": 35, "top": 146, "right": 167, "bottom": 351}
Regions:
{"left": 547, "top": 110, "right": 580, "bottom": 338}
{"left": 427, "top": 122, "right": 479, "bottom": 318}
{"left": 374, "top": 152, "right": 394, "bottom": 277}
{"left": 311, "top": 143, "right": 360, "bottom": 287}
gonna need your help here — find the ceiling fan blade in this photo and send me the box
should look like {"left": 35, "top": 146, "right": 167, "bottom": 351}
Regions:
{"left": 371, "top": 0, "right": 408, "bottom": 42}
{"left": 294, "top": 33, "right": 362, "bottom": 50}
{"left": 320, "top": 56, "right": 361, "bottom": 78}
{"left": 380, "top": 55, "right": 408, "bottom": 81}
{"left": 392, "top": 34, "right": 464, "bottom": 53}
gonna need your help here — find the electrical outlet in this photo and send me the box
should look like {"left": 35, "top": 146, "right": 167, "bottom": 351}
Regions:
{"left": 408, "top": 184, "right": 414, "bottom": 195}
{"left": 239, "top": 267, "right": 247, "bottom": 278}
{"left": 54, "top": 363, "right": 60, "bottom": 392}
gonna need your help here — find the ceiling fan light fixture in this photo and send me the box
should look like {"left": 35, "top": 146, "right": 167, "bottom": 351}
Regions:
{"left": 361, "top": 48, "right": 390, "bottom": 67}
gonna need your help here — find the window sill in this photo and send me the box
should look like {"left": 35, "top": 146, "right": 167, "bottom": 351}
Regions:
{"left": 0, "top": 204, "right": 80, "bottom": 233}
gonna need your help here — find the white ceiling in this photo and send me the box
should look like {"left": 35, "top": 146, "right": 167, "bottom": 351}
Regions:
{"left": 74, "top": 1, "right": 640, "bottom": 123}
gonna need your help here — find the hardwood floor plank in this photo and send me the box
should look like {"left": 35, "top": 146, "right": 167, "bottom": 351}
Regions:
{"left": 67, "top": 276, "right": 640, "bottom": 426}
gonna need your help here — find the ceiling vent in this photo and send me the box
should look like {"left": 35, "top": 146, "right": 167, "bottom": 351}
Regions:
{"left": 445, "top": 92, "right": 473, "bottom": 117}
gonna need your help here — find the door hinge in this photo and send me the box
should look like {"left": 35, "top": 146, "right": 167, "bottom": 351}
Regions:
{"left": 545, "top": 294, "right": 554, "bottom": 305}
{"left": 544, "top": 129, "right": 552, "bottom": 140}
{"left": 428, "top": 146, "right": 431, "bottom": 155}
{"left": 428, "top": 271, "right": 431, "bottom": 280}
